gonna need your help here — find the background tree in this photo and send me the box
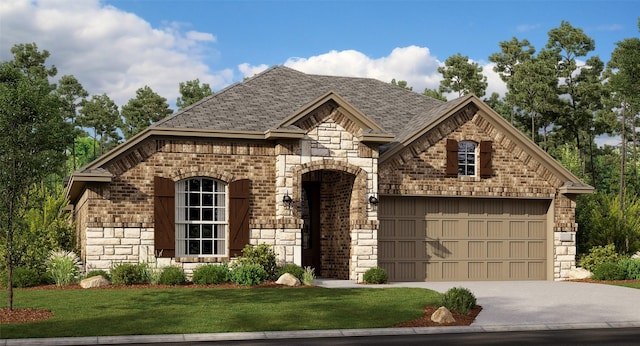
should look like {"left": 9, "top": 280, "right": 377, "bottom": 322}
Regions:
{"left": 121, "top": 85, "right": 172, "bottom": 139}
{"left": 9, "top": 43, "right": 57, "bottom": 80}
{"left": 422, "top": 88, "right": 447, "bottom": 101}
{"left": 177, "top": 78, "right": 213, "bottom": 110}
{"left": 56, "top": 75, "right": 88, "bottom": 172}
{"left": 0, "top": 48, "right": 70, "bottom": 309}
{"left": 79, "top": 94, "right": 122, "bottom": 159}
{"left": 438, "top": 53, "right": 487, "bottom": 97}
{"left": 390, "top": 78, "right": 413, "bottom": 91}
{"left": 489, "top": 37, "right": 536, "bottom": 83}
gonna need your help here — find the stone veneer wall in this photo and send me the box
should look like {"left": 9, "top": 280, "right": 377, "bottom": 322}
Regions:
{"left": 379, "top": 109, "right": 578, "bottom": 280}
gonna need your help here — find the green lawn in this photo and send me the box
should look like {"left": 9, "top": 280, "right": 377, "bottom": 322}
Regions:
{"left": 0, "top": 286, "right": 441, "bottom": 339}
{"left": 612, "top": 281, "right": 640, "bottom": 289}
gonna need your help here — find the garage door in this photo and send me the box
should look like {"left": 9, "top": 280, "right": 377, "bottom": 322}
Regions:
{"left": 378, "top": 197, "right": 550, "bottom": 281}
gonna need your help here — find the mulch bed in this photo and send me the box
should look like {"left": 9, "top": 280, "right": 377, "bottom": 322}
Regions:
{"left": 394, "top": 305, "right": 482, "bottom": 327}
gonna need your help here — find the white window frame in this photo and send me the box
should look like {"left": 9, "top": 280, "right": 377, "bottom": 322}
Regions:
{"left": 458, "top": 141, "right": 477, "bottom": 176}
{"left": 175, "top": 177, "right": 227, "bottom": 257}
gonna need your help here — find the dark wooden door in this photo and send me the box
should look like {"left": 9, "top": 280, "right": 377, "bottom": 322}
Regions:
{"left": 302, "top": 182, "right": 321, "bottom": 272}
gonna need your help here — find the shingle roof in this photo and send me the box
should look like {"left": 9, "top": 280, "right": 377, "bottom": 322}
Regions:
{"left": 154, "top": 66, "right": 454, "bottom": 145}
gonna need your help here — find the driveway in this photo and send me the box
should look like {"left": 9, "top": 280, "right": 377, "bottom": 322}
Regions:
{"left": 315, "top": 279, "right": 640, "bottom": 327}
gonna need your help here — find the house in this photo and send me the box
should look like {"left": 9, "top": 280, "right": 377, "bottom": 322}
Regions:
{"left": 65, "top": 66, "right": 593, "bottom": 282}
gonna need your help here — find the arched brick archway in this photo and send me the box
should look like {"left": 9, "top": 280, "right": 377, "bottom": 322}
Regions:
{"left": 291, "top": 160, "right": 369, "bottom": 279}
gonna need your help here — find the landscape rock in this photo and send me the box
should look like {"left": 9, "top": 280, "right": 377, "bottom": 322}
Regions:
{"left": 568, "top": 268, "right": 592, "bottom": 280}
{"left": 80, "top": 275, "right": 110, "bottom": 288}
{"left": 632, "top": 252, "right": 640, "bottom": 259}
{"left": 431, "top": 306, "right": 455, "bottom": 324}
{"left": 275, "top": 273, "right": 301, "bottom": 287}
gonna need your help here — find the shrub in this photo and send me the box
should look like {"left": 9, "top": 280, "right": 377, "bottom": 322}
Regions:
{"left": 0, "top": 267, "right": 42, "bottom": 288}
{"left": 441, "top": 287, "right": 477, "bottom": 315}
{"left": 230, "top": 264, "right": 268, "bottom": 286}
{"left": 579, "top": 244, "right": 622, "bottom": 272}
{"left": 45, "top": 250, "right": 81, "bottom": 286}
{"left": 192, "top": 263, "right": 230, "bottom": 285}
{"left": 235, "top": 244, "right": 278, "bottom": 279}
{"left": 618, "top": 258, "right": 640, "bottom": 280}
{"left": 302, "top": 266, "right": 315, "bottom": 286}
{"left": 85, "top": 270, "right": 111, "bottom": 281}
{"left": 158, "top": 266, "right": 187, "bottom": 285}
{"left": 111, "top": 263, "right": 148, "bottom": 285}
{"left": 277, "top": 263, "right": 305, "bottom": 280}
{"left": 363, "top": 267, "right": 388, "bottom": 284}
{"left": 592, "top": 261, "right": 627, "bottom": 281}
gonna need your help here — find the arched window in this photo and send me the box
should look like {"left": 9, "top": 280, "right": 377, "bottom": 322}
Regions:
{"left": 458, "top": 141, "right": 477, "bottom": 176}
{"left": 175, "top": 177, "right": 227, "bottom": 256}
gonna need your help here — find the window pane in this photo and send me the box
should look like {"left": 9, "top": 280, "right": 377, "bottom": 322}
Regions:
{"left": 189, "top": 179, "right": 200, "bottom": 191}
{"left": 188, "top": 240, "right": 200, "bottom": 255}
{"left": 202, "top": 240, "right": 213, "bottom": 255}
{"left": 189, "top": 208, "right": 200, "bottom": 221}
{"left": 215, "top": 224, "right": 226, "bottom": 239}
{"left": 215, "top": 208, "right": 225, "bottom": 221}
{"left": 215, "top": 194, "right": 225, "bottom": 207}
{"left": 467, "top": 166, "right": 474, "bottom": 175}
{"left": 215, "top": 240, "right": 225, "bottom": 255}
{"left": 202, "top": 179, "right": 214, "bottom": 192}
{"left": 189, "top": 224, "right": 200, "bottom": 238}
{"left": 202, "top": 225, "right": 213, "bottom": 238}
{"left": 202, "top": 193, "right": 213, "bottom": 206}
{"left": 202, "top": 208, "right": 213, "bottom": 221}
{"left": 214, "top": 181, "right": 224, "bottom": 192}
{"left": 189, "top": 193, "right": 200, "bottom": 206}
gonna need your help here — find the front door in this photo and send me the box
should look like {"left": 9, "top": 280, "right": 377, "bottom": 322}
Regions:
{"left": 302, "top": 182, "right": 321, "bottom": 273}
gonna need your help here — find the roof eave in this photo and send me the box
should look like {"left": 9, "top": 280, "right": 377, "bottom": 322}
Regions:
{"left": 559, "top": 184, "right": 595, "bottom": 195}
{"left": 64, "top": 172, "right": 113, "bottom": 203}
{"left": 359, "top": 133, "right": 395, "bottom": 144}
{"left": 264, "top": 129, "right": 306, "bottom": 139}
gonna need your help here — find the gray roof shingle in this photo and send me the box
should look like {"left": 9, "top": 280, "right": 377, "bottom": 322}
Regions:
{"left": 154, "top": 65, "right": 460, "bottom": 145}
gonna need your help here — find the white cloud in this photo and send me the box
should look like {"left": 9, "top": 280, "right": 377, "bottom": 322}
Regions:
{"left": 517, "top": 24, "right": 541, "bottom": 32}
{"left": 0, "top": 0, "right": 232, "bottom": 109}
{"left": 284, "top": 46, "right": 442, "bottom": 93}
{"left": 238, "top": 63, "right": 269, "bottom": 79}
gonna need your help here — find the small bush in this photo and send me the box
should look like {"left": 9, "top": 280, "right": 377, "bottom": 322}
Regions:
{"left": 236, "top": 244, "right": 278, "bottom": 279}
{"left": 302, "top": 266, "right": 315, "bottom": 286}
{"left": 592, "top": 261, "right": 627, "bottom": 281}
{"left": 111, "top": 263, "right": 148, "bottom": 285}
{"left": 441, "top": 287, "right": 477, "bottom": 315}
{"left": 45, "top": 250, "right": 81, "bottom": 286}
{"left": 158, "top": 266, "right": 187, "bottom": 285}
{"left": 0, "top": 267, "right": 42, "bottom": 288}
{"left": 230, "top": 264, "right": 268, "bottom": 286}
{"left": 618, "top": 258, "right": 640, "bottom": 280}
{"left": 363, "top": 267, "right": 388, "bottom": 284}
{"left": 85, "top": 270, "right": 111, "bottom": 281}
{"left": 193, "top": 263, "right": 230, "bottom": 284}
{"left": 579, "top": 244, "right": 622, "bottom": 272}
{"left": 277, "top": 263, "right": 305, "bottom": 280}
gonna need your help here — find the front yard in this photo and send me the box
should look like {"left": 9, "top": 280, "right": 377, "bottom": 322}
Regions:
{"left": 0, "top": 286, "right": 441, "bottom": 338}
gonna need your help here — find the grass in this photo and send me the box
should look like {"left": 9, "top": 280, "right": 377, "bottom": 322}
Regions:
{"left": 612, "top": 281, "right": 640, "bottom": 289}
{"left": 0, "top": 286, "right": 441, "bottom": 339}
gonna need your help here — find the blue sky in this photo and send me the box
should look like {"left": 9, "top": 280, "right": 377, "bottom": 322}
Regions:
{"left": 1, "top": 0, "right": 638, "bottom": 109}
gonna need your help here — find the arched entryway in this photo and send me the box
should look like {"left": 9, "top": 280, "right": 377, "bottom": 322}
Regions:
{"left": 300, "top": 169, "right": 356, "bottom": 279}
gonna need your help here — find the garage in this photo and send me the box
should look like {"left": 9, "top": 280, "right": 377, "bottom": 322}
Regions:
{"left": 378, "top": 196, "right": 551, "bottom": 282}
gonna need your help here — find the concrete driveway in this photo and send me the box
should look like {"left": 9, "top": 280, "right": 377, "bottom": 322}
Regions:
{"left": 315, "top": 279, "right": 640, "bottom": 328}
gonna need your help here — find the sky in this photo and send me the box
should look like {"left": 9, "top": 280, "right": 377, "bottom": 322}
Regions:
{"left": 1, "top": 0, "right": 638, "bottom": 111}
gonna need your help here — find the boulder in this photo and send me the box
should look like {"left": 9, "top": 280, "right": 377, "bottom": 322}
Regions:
{"left": 568, "top": 268, "right": 592, "bottom": 280}
{"left": 431, "top": 306, "right": 456, "bottom": 324}
{"left": 275, "top": 273, "right": 301, "bottom": 287}
{"left": 80, "top": 275, "right": 110, "bottom": 289}
{"left": 632, "top": 252, "right": 640, "bottom": 259}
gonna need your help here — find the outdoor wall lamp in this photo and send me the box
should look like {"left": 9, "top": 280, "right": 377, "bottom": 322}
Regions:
{"left": 368, "top": 195, "right": 379, "bottom": 205}
{"left": 283, "top": 193, "right": 293, "bottom": 209}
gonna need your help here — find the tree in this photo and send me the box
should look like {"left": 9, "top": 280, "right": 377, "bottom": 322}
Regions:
{"left": 79, "top": 94, "right": 122, "bottom": 159}
{"left": 422, "top": 88, "right": 447, "bottom": 101}
{"left": 9, "top": 43, "right": 57, "bottom": 80}
{"left": 390, "top": 78, "right": 413, "bottom": 91}
{"left": 121, "top": 86, "right": 172, "bottom": 139}
{"left": 489, "top": 37, "right": 536, "bottom": 83}
{"left": 0, "top": 48, "right": 70, "bottom": 309}
{"left": 177, "top": 79, "right": 213, "bottom": 110}
{"left": 438, "top": 53, "right": 487, "bottom": 98}
{"left": 56, "top": 75, "right": 88, "bottom": 172}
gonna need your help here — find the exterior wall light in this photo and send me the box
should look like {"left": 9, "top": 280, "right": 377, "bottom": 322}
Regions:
{"left": 368, "top": 195, "right": 379, "bottom": 205}
{"left": 283, "top": 193, "right": 293, "bottom": 209}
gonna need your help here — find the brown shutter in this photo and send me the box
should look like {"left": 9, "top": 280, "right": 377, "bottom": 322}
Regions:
{"left": 154, "top": 176, "right": 175, "bottom": 258}
{"left": 446, "top": 139, "right": 459, "bottom": 177}
{"left": 229, "top": 179, "right": 250, "bottom": 257}
{"left": 480, "top": 141, "right": 493, "bottom": 178}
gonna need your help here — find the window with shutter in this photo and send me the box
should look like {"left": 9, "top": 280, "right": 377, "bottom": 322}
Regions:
{"left": 229, "top": 179, "right": 250, "bottom": 257}
{"left": 446, "top": 139, "right": 459, "bottom": 177}
{"left": 480, "top": 140, "right": 493, "bottom": 178}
